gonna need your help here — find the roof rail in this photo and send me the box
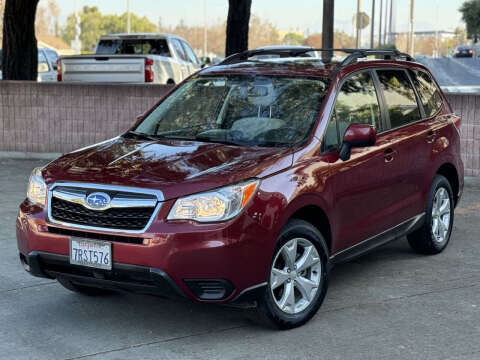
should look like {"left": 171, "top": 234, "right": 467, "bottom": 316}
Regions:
{"left": 218, "top": 47, "right": 415, "bottom": 70}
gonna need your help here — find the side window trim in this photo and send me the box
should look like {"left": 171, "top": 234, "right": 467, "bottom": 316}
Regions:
{"left": 374, "top": 67, "right": 425, "bottom": 132}
{"left": 410, "top": 69, "right": 444, "bottom": 120}
{"left": 405, "top": 69, "right": 427, "bottom": 119}
{"left": 371, "top": 69, "right": 390, "bottom": 131}
{"left": 320, "top": 69, "right": 384, "bottom": 154}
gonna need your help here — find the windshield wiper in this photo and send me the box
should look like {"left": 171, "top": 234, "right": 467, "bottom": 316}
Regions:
{"left": 125, "top": 131, "right": 166, "bottom": 141}
{"left": 194, "top": 135, "right": 250, "bottom": 147}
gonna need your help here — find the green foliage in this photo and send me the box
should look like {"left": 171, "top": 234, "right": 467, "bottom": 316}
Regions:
{"left": 459, "top": 0, "right": 480, "bottom": 42}
{"left": 61, "top": 6, "right": 157, "bottom": 52}
{"left": 282, "top": 32, "right": 304, "bottom": 45}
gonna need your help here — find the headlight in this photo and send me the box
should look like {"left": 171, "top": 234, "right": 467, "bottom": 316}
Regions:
{"left": 27, "top": 167, "right": 47, "bottom": 207}
{"left": 167, "top": 179, "right": 260, "bottom": 223}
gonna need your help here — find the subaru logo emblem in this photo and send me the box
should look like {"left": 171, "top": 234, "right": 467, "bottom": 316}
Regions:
{"left": 86, "top": 192, "right": 111, "bottom": 210}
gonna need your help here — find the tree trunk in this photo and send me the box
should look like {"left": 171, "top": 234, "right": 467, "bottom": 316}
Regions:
{"left": 2, "top": 0, "right": 39, "bottom": 80}
{"left": 225, "top": 0, "right": 252, "bottom": 57}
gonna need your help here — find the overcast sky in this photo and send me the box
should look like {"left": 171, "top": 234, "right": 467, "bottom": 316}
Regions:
{"left": 58, "top": 0, "right": 465, "bottom": 36}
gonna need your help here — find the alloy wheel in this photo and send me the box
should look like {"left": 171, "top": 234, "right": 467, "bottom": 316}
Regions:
{"left": 270, "top": 238, "right": 322, "bottom": 314}
{"left": 431, "top": 187, "right": 451, "bottom": 245}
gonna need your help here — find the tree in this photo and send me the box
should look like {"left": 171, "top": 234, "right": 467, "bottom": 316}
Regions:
{"left": 248, "top": 15, "right": 279, "bottom": 49}
{"left": 460, "top": 0, "right": 480, "bottom": 43}
{"left": 61, "top": 7, "right": 157, "bottom": 52}
{"left": 282, "top": 32, "right": 304, "bottom": 45}
{"left": 2, "top": 0, "right": 39, "bottom": 80}
{"left": 225, "top": 0, "right": 252, "bottom": 56}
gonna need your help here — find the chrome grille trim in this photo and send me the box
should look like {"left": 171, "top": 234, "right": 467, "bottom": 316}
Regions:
{"left": 47, "top": 182, "right": 164, "bottom": 234}
{"left": 52, "top": 188, "right": 157, "bottom": 210}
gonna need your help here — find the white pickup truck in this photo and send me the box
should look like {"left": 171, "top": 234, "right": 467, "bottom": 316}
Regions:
{"left": 58, "top": 33, "right": 202, "bottom": 84}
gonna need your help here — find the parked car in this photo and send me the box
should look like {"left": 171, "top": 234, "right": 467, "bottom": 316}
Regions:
{"left": 0, "top": 48, "right": 59, "bottom": 82}
{"left": 453, "top": 45, "right": 474, "bottom": 58}
{"left": 57, "top": 33, "right": 201, "bottom": 84}
{"left": 17, "top": 48, "right": 464, "bottom": 329}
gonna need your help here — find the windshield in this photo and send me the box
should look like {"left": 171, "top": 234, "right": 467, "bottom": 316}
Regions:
{"left": 134, "top": 75, "right": 328, "bottom": 148}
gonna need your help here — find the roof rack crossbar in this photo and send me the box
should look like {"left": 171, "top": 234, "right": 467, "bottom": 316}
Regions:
{"left": 219, "top": 48, "right": 363, "bottom": 66}
{"left": 218, "top": 48, "right": 415, "bottom": 78}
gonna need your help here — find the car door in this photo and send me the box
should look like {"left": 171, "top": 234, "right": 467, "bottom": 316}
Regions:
{"left": 180, "top": 41, "right": 201, "bottom": 75}
{"left": 325, "top": 70, "right": 397, "bottom": 253}
{"left": 373, "top": 68, "right": 428, "bottom": 229}
{"left": 170, "top": 39, "right": 189, "bottom": 82}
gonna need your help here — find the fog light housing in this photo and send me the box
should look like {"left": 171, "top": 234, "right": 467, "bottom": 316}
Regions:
{"left": 184, "top": 279, "right": 234, "bottom": 300}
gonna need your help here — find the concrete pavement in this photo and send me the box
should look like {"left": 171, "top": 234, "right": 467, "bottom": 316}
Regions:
{"left": 1, "top": 158, "right": 479, "bottom": 360}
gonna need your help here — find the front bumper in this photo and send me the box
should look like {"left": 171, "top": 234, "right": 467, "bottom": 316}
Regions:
{"left": 16, "top": 199, "right": 274, "bottom": 304}
{"left": 21, "top": 251, "right": 186, "bottom": 298}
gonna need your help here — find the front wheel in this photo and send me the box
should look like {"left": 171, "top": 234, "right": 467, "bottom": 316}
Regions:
{"left": 254, "top": 220, "right": 329, "bottom": 329}
{"left": 408, "top": 175, "right": 454, "bottom": 255}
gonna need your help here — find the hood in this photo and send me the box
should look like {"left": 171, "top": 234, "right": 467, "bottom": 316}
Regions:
{"left": 43, "top": 137, "right": 293, "bottom": 200}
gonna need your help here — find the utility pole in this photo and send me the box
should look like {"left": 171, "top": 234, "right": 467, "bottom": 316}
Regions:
{"left": 322, "top": 0, "right": 334, "bottom": 62}
{"left": 378, "top": 0, "right": 383, "bottom": 47}
{"left": 203, "top": 0, "right": 208, "bottom": 57}
{"left": 370, "top": 0, "right": 376, "bottom": 49}
{"left": 383, "top": 0, "right": 388, "bottom": 44}
{"left": 388, "top": 0, "right": 393, "bottom": 44}
{"left": 409, "top": 0, "right": 414, "bottom": 55}
{"left": 356, "top": 0, "right": 362, "bottom": 48}
{"left": 126, "top": 0, "right": 131, "bottom": 34}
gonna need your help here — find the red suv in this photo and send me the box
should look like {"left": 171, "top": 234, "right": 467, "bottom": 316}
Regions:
{"left": 17, "top": 49, "right": 464, "bottom": 329}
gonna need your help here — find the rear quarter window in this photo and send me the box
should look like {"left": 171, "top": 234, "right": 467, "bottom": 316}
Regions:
{"left": 410, "top": 70, "right": 443, "bottom": 118}
{"left": 376, "top": 69, "right": 422, "bottom": 129}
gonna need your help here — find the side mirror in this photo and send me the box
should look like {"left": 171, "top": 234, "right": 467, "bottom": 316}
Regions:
{"left": 339, "top": 123, "right": 376, "bottom": 161}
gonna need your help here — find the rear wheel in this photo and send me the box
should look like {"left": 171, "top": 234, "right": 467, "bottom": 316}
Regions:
{"left": 408, "top": 175, "right": 454, "bottom": 255}
{"left": 254, "top": 219, "right": 329, "bottom": 329}
{"left": 57, "top": 277, "right": 113, "bottom": 296}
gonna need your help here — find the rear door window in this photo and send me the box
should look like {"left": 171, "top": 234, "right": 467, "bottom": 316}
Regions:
{"left": 376, "top": 69, "right": 421, "bottom": 129}
{"left": 410, "top": 70, "right": 443, "bottom": 118}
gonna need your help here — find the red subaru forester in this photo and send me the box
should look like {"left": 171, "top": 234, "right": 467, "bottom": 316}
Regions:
{"left": 17, "top": 49, "right": 464, "bottom": 329}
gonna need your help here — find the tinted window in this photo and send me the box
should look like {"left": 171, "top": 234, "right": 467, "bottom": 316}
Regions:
{"left": 411, "top": 70, "right": 443, "bottom": 118}
{"left": 335, "top": 71, "right": 381, "bottom": 139}
{"left": 96, "top": 39, "right": 171, "bottom": 57}
{"left": 377, "top": 70, "right": 421, "bottom": 128}
{"left": 171, "top": 39, "right": 188, "bottom": 61}
{"left": 181, "top": 41, "right": 199, "bottom": 64}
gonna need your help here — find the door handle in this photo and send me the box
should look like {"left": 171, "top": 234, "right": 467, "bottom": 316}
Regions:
{"left": 384, "top": 148, "right": 395, "bottom": 163}
{"left": 426, "top": 130, "right": 436, "bottom": 144}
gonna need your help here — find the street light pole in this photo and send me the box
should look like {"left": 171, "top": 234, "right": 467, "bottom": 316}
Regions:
{"left": 356, "top": 0, "right": 362, "bottom": 48}
{"left": 409, "top": 0, "right": 414, "bottom": 55}
{"left": 203, "top": 0, "right": 208, "bottom": 57}
{"left": 378, "top": 0, "right": 383, "bottom": 47}
{"left": 371, "top": 0, "right": 376, "bottom": 49}
{"left": 126, "top": 0, "right": 131, "bottom": 34}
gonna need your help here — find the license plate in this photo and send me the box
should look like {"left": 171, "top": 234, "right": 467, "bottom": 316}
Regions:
{"left": 70, "top": 237, "right": 112, "bottom": 270}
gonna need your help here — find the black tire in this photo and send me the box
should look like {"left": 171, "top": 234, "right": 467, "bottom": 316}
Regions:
{"left": 57, "top": 277, "right": 114, "bottom": 296}
{"left": 253, "top": 219, "right": 329, "bottom": 330}
{"left": 407, "top": 175, "right": 454, "bottom": 255}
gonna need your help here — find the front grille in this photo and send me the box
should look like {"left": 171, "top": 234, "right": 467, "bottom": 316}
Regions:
{"left": 51, "top": 197, "right": 155, "bottom": 231}
{"left": 48, "top": 226, "right": 145, "bottom": 245}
